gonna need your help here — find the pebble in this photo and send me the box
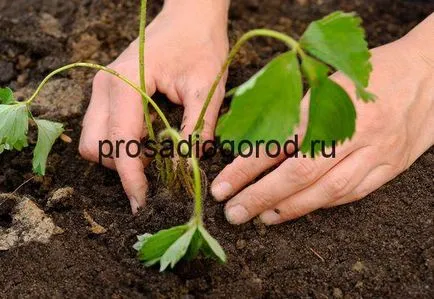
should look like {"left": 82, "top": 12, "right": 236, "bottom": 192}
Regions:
{"left": 352, "top": 261, "right": 366, "bottom": 272}
{"left": 47, "top": 187, "right": 74, "bottom": 209}
{"left": 17, "top": 55, "right": 32, "bottom": 70}
{"left": 16, "top": 72, "right": 29, "bottom": 86}
{"left": 236, "top": 239, "right": 247, "bottom": 250}
{"left": 296, "top": 0, "right": 309, "bottom": 6}
{"left": 39, "top": 13, "right": 64, "bottom": 38}
{"left": 0, "top": 61, "right": 15, "bottom": 83}
{"left": 333, "top": 287, "right": 343, "bottom": 298}
{"left": 83, "top": 210, "right": 107, "bottom": 235}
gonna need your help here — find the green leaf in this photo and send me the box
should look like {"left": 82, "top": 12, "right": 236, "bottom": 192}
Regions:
{"left": 32, "top": 119, "right": 64, "bottom": 176}
{"left": 198, "top": 226, "right": 226, "bottom": 263}
{"left": 300, "top": 78, "right": 356, "bottom": 155}
{"left": 0, "top": 87, "right": 16, "bottom": 105}
{"left": 185, "top": 229, "right": 204, "bottom": 261}
{"left": 137, "top": 225, "right": 189, "bottom": 262}
{"left": 144, "top": 258, "right": 161, "bottom": 267}
{"left": 159, "top": 226, "right": 196, "bottom": 271}
{"left": 301, "top": 55, "right": 330, "bottom": 86}
{"left": 133, "top": 233, "right": 153, "bottom": 251}
{"left": 0, "top": 104, "right": 29, "bottom": 152}
{"left": 300, "top": 11, "right": 374, "bottom": 101}
{"left": 216, "top": 51, "right": 303, "bottom": 154}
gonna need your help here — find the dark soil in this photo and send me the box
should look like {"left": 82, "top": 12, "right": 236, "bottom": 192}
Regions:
{"left": 1, "top": 0, "right": 433, "bottom": 298}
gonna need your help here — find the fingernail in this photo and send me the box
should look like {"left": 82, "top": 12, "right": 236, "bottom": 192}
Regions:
{"left": 212, "top": 182, "right": 233, "bottom": 201}
{"left": 225, "top": 205, "right": 249, "bottom": 225}
{"left": 129, "top": 197, "right": 139, "bottom": 214}
{"left": 260, "top": 209, "right": 281, "bottom": 225}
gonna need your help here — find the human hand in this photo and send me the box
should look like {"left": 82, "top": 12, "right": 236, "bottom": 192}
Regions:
{"left": 79, "top": 0, "right": 229, "bottom": 213}
{"left": 211, "top": 15, "right": 434, "bottom": 225}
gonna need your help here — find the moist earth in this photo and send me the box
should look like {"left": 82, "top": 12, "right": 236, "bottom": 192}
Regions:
{"left": 0, "top": 0, "right": 433, "bottom": 298}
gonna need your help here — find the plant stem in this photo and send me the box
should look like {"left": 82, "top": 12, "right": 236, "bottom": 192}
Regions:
{"left": 159, "top": 128, "right": 202, "bottom": 223}
{"left": 25, "top": 62, "right": 172, "bottom": 131}
{"left": 190, "top": 155, "right": 202, "bottom": 223}
{"left": 139, "top": 0, "right": 156, "bottom": 140}
{"left": 193, "top": 29, "right": 301, "bottom": 133}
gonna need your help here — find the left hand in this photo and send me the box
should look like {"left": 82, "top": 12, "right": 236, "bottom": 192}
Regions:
{"left": 211, "top": 17, "right": 434, "bottom": 225}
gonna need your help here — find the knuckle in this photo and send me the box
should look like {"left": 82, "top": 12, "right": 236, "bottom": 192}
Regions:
{"left": 201, "top": 122, "right": 215, "bottom": 141}
{"left": 281, "top": 202, "right": 305, "bottom": 220}
{"left": 79, "top": 142, "right": 97, "bottom": 161}
{"left": 246, "top": 191, "right": 272, "bottom": 213}
{"left": 394, "top": 151, "right": 411, "bottom": 173}
{"left": 352, "top": 186, "right": 370, "bottom": 201}
{"left": 292, "top": 160, "right": 318, "bottom": 182}
{"left": 110, "top": 62, "right": 136, "bottom": 84}
{"left": 322, "top": 176, "right": 351, "bottom": 199}
{"left": 230, "top": 163, "right": 254, "bottom": 182}
{"left": 119, "top": 170, "right": 137, "bottom": 185}
{"left": 109, "top": 125, "right": 124, "bottom": 141}
{"left": 92, "top": 71, "right": 106, "bottom": 88}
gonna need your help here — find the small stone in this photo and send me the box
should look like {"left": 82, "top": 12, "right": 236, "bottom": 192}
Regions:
{"left": 0, "top": 194, "right": 64, "bottom": 251}
{"left": 352, "top": 261, "right": 365, "bottom": 272}
{"left": 71, "top": 33, "right": 101, "bottom": 61}
{"left": 0, "top": 61, "right": 15, "bottom": 83}
{"left": 236, "top": 239, "right": 247, "bottom": 250}
{"left": 39, "top": 13, "right": 64, "bottom": 38}
{"left": 355, "top": 281, "right": 363, "bottom": 288}
{"left": 252, "top": 277, "right": 262, "bottom": 285}
{"left": 333, "top": 287, "right": 343, "bottom": 298}
{"left": 253, "top": 218, "right": 267, "bottom": 236}
{"left": 16, "top": 72, "right": 29, "bottom": 86}
{"left": 17, "top": 55, "right": 32, "bottom": 70}
{"left": 296, "top": 0, "right": 309, "bottom": 6}
{"left": 47, "top": 187, "right": 74, "bottom": 209}
{"left": 83, "top": 210, "right": 107, "bottom": 235}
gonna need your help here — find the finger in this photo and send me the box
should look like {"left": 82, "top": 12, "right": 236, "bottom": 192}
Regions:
{"left": 323, "top": 164, "right": 396, "bottom": 208}
{"left": 108, "top": 69, "right": 148, "bottom": 213}
{"left": 80, "top": 72, "right": 155, "bottom": 171}
{"left": 258, "top": 146, "right": 378, "bottom": 225}
{"left": 180, "top": 79, "right": 226, "bottom": 142}
{"left": 80, "top": 71, "right": 117, "bottom": 170}
{"left": 211, "top": 142, "right": 297, "bottom": 201}
{"left": 223, "top": 144, "right": 355, "bottom": 225}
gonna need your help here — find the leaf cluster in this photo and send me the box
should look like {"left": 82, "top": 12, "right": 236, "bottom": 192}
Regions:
{"left": 217, "top": 11, "right": 374, "bottom": 156}
{"left": 134, "top": 223, "right": 226, "bottom": 271}
{"left": 0, "top": 88, "right": 64, "bottom": 175}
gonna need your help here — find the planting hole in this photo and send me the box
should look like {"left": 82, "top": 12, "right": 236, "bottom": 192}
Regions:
{"left": 0, "top": 197, "right": 16, "bottom": 228}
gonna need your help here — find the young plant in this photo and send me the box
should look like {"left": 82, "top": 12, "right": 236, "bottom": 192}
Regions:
{"left": 0, "top": 0, "right": 374, "bottom": 271}
{"left": 133, "top": 129, "right": 226, "bottom": 271}
{"left": 197, "top": 12, "right": 374, "bottom": 156}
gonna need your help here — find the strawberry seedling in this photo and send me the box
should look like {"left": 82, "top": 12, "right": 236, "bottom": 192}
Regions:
{"left": 0, "top": 0, "right": 374, "bottom": 271}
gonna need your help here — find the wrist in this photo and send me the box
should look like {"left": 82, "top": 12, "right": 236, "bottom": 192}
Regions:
{"left": 402, "top": 13, "right": 434, "bottom": 68}
{"left": 162, "top": 0, "right": 230, "bottom": 26}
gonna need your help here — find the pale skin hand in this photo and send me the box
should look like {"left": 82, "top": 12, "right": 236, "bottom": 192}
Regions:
{"left": 212, "top": 14, "right": 434, "bottom": 225}
{"left": 79, "top": 0, "right": 230, "bottom": 213}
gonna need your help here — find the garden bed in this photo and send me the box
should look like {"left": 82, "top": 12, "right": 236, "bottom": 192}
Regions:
{"left": 0, "top": 0, "right": 433, "bottom": 297}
